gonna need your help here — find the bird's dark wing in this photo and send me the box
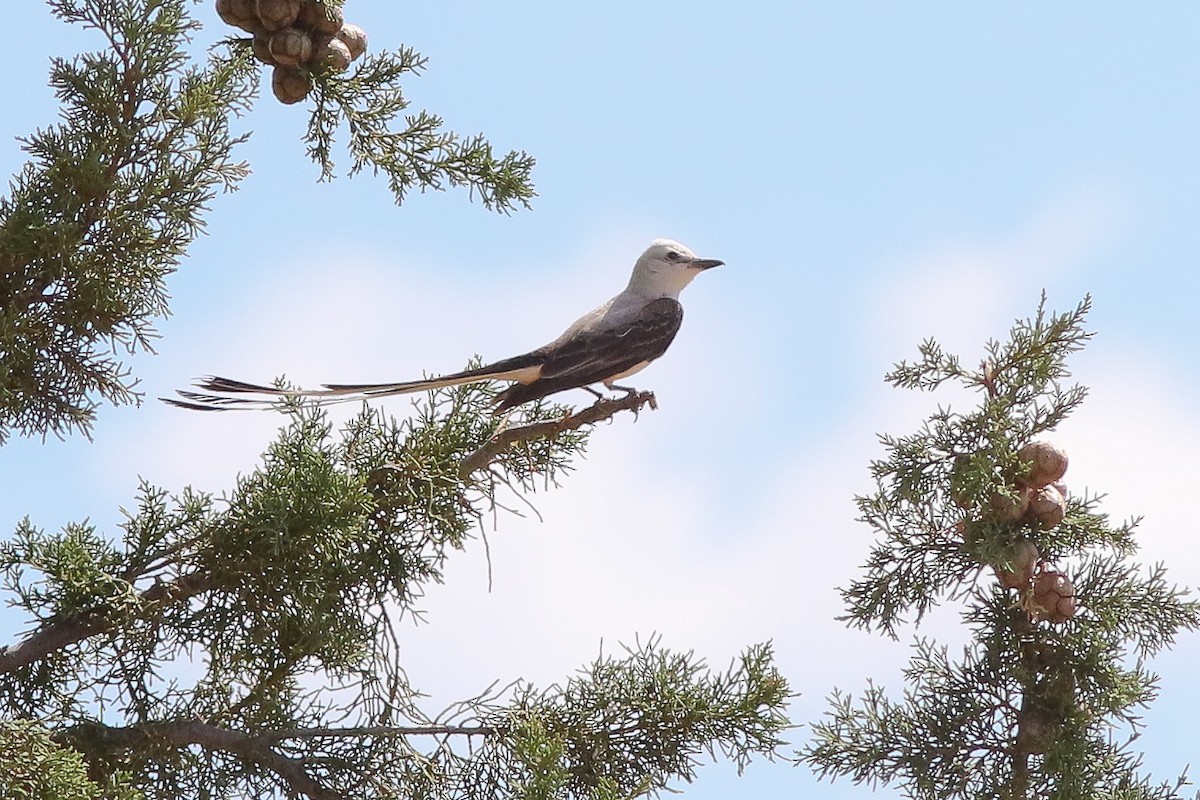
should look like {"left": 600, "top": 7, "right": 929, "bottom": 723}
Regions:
{"left": 493, "top": 297, "right": 683, "bottom": 412}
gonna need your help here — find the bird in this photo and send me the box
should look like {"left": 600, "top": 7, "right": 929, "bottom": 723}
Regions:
{"left": 164, "top": 239, "right": 723, "bottom": 416}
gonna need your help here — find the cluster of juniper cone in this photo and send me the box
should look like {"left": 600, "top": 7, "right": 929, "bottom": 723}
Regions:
{"left": 956, "top": 441, "right": 1077, "bottom": 624}
{"left": 954, "top": 439, "right": 1080, "bottom": 755}
{"left": 216, "top": 0, "right": 368, "bottom": 104}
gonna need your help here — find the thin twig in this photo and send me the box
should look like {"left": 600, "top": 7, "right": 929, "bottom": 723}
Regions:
{"left": 459, "top": 391, "right": 657, "bottom": 479}
{"left": 262, "top": 724, "right": 497, "bottom": 741}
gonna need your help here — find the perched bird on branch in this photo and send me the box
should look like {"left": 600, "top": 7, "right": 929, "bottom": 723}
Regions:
{"left": 164, "top": 239, "right": 723, "bottom": 415}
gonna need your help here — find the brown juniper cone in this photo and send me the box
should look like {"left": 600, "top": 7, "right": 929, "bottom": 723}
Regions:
{"left": 1029, "top": 566, "right": 1077, "bottom": 623}
{"left": 992, "top": 537, "right": 1039, "bottom": 591}
{"left": 336, "top": 22, "right": 369, "bottom": 60}
{"left": 272, "top": 64, "right": 312, "bottom": 104}
{"left": 299, "top": 0, "right": 344, "bottom": 35}
{"left": 1025, "top": 483, "right": 1067, "bottom": 529}
{"left": 269, "top": 27, "right": 313, "bottom": 66}
{"left": 251, "top": 34, "right": 276, "bottom": 65}
{"left": 1018, "top": 440, "right": 1069, "bottom": 489}
{"left": 257, "top": 0, "right": 301, "bottom": 31}
{"left": 988, "top": 484, "right": 1034, "bottom": 522}
{"left": 217, "top": 0, "right": 262, "bottom": 33}
{"left": 313, "top": 36, "right": 353, "bottom": 72}
{"left": 217, "top": 0, "right": 370, "bottom": 102}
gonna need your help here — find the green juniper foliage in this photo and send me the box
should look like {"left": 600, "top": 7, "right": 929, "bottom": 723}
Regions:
{"left": 465, "top": 638, "right": 790, "bottom": 800}
{"left": 1, "top": 384, "right": 790, "bottom": 799}
{"left": 802, "top": 295, "right": 1200, "bottom": 799}
{"left": 0, "top": 0, "right": 255, "bottom": 443}
{"left": 0, "top": 718, "right": 140, "bottom": 800}
{"left": 0, "top": 0, "right": 536, "bottom": 444}
{"left": 304, "top": 47, "right": 538, "bottom": 212}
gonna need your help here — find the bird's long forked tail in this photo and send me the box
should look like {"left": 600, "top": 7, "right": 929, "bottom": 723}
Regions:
{"left": 162, "top": 376, "right": 354, "bottom": 412}
{"left": 161, "top": 358, "right": 543, "bottom": 413}
{"left": 161, "top": 375, "right": 475, "bottom": 412}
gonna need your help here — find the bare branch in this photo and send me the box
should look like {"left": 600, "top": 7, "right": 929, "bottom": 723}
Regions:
{"left": 0, "top": 571, "right": 211, "bottom": 676}
{"left": 459, "top": 391, "right": 658, "bottom": 479}
{"left": 0, "top": 611, "right": 112, "bottom": 676}
{"left": 58, "top": 720, "right": 498, "bottom": 800}
{"left": 262, "top": 724, "right": 496, "bottom": 741}
{"left": 61, "top": 720, "right": 343, "bottom": 800}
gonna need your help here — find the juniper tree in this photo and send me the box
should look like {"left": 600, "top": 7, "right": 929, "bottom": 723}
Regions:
{"left": 802, "top": 296, "right": 1200, "bottom": 799}
{"left": 0, "top": 2, "right": 790, "bottom": 797}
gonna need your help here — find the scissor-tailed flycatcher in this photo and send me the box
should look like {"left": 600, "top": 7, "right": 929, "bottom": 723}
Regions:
{"left": 164, "top": 239, "right": 723, "bottom": 415}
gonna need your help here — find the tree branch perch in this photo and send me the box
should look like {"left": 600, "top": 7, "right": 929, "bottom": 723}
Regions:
{"left": 459, "top": 391, "right": 658, "bottom": 478}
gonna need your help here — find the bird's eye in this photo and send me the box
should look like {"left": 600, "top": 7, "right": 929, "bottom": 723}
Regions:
{"left": 665, "top": 251, "right": 682, "bottom": 262}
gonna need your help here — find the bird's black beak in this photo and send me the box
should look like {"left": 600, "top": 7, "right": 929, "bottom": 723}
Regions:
{"left": 691, "top": 258, "right": 724, "bottom": 270}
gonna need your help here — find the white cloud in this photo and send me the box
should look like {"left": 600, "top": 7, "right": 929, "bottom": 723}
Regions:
{"left": 396, "top": 402, "right": 921, "bottom": 715}
{"left": 1054, "top": 348, "right": 1200, "bottom": 584}
{"left": 870, "top": 183, "right": 1129, "bottom": 359}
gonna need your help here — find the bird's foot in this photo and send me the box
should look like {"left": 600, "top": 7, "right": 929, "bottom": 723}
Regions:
{"left": 605, "top": 382, "right": 639, "bottom": 398}
{"left": 605, "top": 383, "right": 657, "bottom": 410}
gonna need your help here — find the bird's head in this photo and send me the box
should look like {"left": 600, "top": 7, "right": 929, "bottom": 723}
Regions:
{"left": 627, "top": 239, "right": 724, "bottom": 299}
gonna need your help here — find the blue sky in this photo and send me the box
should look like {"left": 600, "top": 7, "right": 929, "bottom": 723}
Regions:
{"left": 3, "top": 2, "right": 1200, "bottom": 797}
